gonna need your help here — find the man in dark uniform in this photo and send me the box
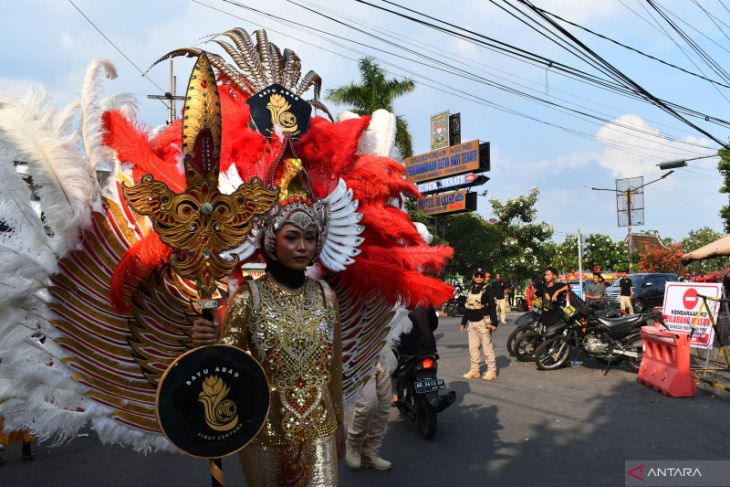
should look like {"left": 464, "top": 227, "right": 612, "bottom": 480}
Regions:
{"left": 492, "top": 273, "right": 509, "bottom": 324}
{"left": 619, "top": 273, "right": 634, "bottom": 315}
{"left": 541, "top": 267, "right": 568, "bottom": 326}
{"left": 460, "top": 268, "right": 500, "bottom": 381}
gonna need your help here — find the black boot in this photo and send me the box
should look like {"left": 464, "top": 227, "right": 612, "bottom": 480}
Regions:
{"left": 21, "top": 441, "right": 33, "bottom": 461}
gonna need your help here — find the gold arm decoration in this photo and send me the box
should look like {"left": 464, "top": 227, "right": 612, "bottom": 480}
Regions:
{"left": 121, "top": 52, "right": 278, "bottom": 299}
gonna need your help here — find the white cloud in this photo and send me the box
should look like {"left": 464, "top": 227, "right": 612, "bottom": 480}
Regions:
{"left": 61, "top": 32, "right": 74, "bottom": 49}
{"left": 596, "top": 114, "right": 713, "bottom": 178}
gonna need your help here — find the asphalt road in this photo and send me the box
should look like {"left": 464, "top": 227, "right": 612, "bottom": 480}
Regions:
{"left": 2, "top": 312, "right": 729, "bottom": 486}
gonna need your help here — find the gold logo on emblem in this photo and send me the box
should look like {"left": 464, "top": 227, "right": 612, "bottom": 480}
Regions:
{"left": 267, "top": 93, "right": 298, "bottom": 133}
{"left": 199, "top": 375, "right": 239, "bottom": 432}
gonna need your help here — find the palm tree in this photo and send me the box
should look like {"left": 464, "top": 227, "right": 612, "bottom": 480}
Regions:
{"left": 326, "top": 58, "right": 416, "bottom": 158}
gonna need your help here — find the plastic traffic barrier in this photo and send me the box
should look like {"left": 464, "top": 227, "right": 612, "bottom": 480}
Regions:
{"left": 637, "top": 326, "right": 696, "bottom": 398}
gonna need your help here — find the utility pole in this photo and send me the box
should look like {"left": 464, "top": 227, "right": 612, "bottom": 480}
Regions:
{"left": 626, "top": 190, "right": 632, "bottom": 272}
{"left": 577, "top": 229, "right": 584, "bottom": 297}
{"left": 591, "top": 170, "right": 674, "bottom": 274}
{"left": 147, "top": 60, "right": 185, "bottom": 125}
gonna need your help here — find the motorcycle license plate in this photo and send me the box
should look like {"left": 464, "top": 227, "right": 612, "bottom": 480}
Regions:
{"left": 414, "top": 378, "right": 446, "bottom": 394}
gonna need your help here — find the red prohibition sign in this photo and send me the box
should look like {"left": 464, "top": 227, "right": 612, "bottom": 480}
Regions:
{"left": 683, "top": 288, "right": 699, "bottom": 310}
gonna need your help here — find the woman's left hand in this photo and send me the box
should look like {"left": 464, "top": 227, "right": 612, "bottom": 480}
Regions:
{"left": 336, "top": 424, "right": 345, "bottom": 461}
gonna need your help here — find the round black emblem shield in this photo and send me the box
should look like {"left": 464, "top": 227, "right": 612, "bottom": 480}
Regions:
{"left": 156, "top": 345, "right": 269, "bottom": 458}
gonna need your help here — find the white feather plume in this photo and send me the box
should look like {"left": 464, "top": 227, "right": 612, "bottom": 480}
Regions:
{"left": 0, "top": 90, "right": 96, "bottom": 256}
{"left": 100, "top": 92, "right": 138, "bottom": 120}
{"left": 359, "top": 109, "right": 397, "bottom": 157}
{"left": 80, "top": 59, "right": 117, "bottom": 171}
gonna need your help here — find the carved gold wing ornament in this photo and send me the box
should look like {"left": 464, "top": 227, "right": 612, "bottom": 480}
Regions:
{"left": 122, "top": 53, "right": 278, "bottom": 300}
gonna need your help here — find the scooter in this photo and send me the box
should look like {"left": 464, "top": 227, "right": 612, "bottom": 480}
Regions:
{"left": 392, "top": 351, "right": 455, "bottom": 440}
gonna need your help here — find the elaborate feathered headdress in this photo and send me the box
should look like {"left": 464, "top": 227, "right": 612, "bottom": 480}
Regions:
{"left": 0, "top": 27, "right": 454, "bottom": 452}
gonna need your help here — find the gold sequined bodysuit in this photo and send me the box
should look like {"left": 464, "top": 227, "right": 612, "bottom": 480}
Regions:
{"left": 221, "top": 274, "right": 342, "bottom": 487}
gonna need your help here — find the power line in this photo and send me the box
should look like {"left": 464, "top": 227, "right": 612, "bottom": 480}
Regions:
{"left": 300, "top": 0, "right": 712, "bottom": 140}
{"left": 197, "top": 0, "right": 687, "bottom": 160}
{"left": 690, "top": 0, "right": 730, "bottom": 42}
{"left": 67, "top": 0, "right": 169, "bottom": 107}
{"left": 533, "top": 4, "right": 730, "bottom": 89}
{"left": 511, "top": 0, "right": 728, "bottom": 146}
{"left": 282, "top": 0, "right": 713, "bottom": 151}
{"left": 354, "top": 0, "right": 730, "bottom": 131}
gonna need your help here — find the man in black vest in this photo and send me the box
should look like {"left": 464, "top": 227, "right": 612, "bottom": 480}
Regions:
{"left": 460, "top": 268, "right": 500, "bottom": 381}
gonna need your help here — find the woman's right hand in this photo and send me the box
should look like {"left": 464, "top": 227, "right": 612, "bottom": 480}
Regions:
{"left": 191, "top": 317, "right": 219, "bottom": 347}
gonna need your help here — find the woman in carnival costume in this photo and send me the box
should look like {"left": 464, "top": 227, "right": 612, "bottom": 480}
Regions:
{"left": 0, "top": 28, "right": 453, "bottom": 487}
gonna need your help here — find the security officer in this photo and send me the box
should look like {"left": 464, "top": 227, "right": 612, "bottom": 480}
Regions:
{"left": 460, "top": 268, "right": 500, "bottom": 381}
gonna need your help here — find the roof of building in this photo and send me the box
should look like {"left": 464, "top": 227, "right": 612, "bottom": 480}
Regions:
{"left": 624, "top": 233, "right": 665, "bottom": 252}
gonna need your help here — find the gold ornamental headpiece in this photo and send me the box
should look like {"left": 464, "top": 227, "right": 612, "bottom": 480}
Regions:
{"left": 122, "top": 53, "right": 279, "bottom": 299}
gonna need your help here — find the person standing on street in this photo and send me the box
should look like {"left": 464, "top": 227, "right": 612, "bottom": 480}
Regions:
{"left": 346, "top": 344, "right": 395, "bottom": 472}
{"left": 584, "top": 272, "right": 607, "bottom": 301}
{"left": 619, "top": 273, "right": 634, "bottom": 315}
{"left": 492, "top": 273, "right": 509, "bottom": 324}
{"left": 460, "top": 268, "right": 500, "bottom": 381}
{"left": 525, "top": 280, "right": 537, "bottom": 310}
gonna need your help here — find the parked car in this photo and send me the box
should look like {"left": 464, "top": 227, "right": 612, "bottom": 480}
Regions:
{"left": 604, "top": 273, "right": 679, "bottom": 312}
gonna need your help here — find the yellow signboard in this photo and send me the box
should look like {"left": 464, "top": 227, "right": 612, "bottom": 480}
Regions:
{"left": 417, "top": 189, "right": 477, "bottom": 216}
{"left": 405, "top": 140, "right": 489, "bottom": 183}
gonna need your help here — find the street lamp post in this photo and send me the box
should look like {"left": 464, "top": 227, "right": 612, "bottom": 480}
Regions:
{"left": 591, "top": 171, "right": 674, "bottom": 272}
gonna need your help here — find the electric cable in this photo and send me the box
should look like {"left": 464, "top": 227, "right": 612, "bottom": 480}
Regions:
{"left": 67, "top": 0, "right": 168, "bottom": 107}
{"left": 355, "top": 0, "right": 730, "bottom": 129}
{"left": 197, "top": 0, "right": 688, "bottom": 161}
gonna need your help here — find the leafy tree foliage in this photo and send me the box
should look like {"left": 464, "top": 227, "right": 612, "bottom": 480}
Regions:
{"left": 718, "top": 142, "right": 730, "bottom": 232}
{"left": 443, "top": 213, "right": 503, "bottom": 279}
{"left": 681, "top": 226, "right": 729, "bottom": 274}
{"left": 487, "top": 187, "right": 553, "bottom": 279}
{"left": 326, "top": 57, "right": 416, "bottom": 157}
{"left": 583, "top": 233, "right": 629, "bottom": 271}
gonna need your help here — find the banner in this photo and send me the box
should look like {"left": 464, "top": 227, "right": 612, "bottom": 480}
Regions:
{"left": 430, "top": 111, "right": 450, "bottom": 150}
{"left": 662, "top": 282, "right": 721, "bottom": 350}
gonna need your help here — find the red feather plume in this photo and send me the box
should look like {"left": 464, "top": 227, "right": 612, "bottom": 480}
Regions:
{"left": 110, "top": 233, "right": 172, "bottom": 312}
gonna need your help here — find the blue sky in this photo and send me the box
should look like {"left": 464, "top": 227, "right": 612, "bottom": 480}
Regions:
{"left": 2, "top": 0, "right": 728, "bottom": 242}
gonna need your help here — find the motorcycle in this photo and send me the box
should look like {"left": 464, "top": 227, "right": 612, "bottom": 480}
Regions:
{"left": 507, "top": 308, "right": 543, "bottom": 360}
{"left": 392, "top": 351, "right": 455, "bottom": 440}
{"left": 509, "top": 296, "right": 629, "bottom": 362}
{"left": 444, "top": 294, "right": 466, "bottom": 317}
{"left": 534, "top": 303, "right": 663, "bottom": 372}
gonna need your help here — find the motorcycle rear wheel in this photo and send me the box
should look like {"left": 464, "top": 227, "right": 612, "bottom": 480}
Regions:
{"left": 515, "top": 330, "right": 542, "bottom": 362}
{"left": 417, "top": 397, "right": 437, "bottom": 440}
{"left": 507, "top": 325, "right": 530, "bottom": 356}
{"left": 535, "top": 336, "right": 571, "bottom": 370}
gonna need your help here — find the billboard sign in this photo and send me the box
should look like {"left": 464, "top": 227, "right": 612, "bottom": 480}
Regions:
{"left": 405, "top": 140, "right": 490, "bottom": 183}
{"left": 417, "top": 189, "right": 477, "bottom": 216}
{"left": 416, "top": 172, "right": 489, "bottom": 195}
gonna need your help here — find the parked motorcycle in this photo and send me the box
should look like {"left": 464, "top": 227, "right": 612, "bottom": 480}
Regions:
{"left": 444, "top": 295, "right": 466, "bottom": 317}
{"left": 392, "top": 351, "right": 455, "bottom": 440}
{"left": 534, "top": 305, "right": 663, "bottom": 372}
{"left": 510, "top": 296, "right": 628, "bottom": 362}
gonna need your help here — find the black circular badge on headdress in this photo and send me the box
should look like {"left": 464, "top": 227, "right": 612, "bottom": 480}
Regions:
{"left": 156, "top": 345, "right": 269, "bottom": 458}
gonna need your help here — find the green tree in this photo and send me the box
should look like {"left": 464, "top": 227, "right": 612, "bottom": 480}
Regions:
{"left": 553, "top": 235, "right": 578, "bottom": 275}
{"left": 326, "top": 57, "right": 416, "bottom": 157}
{"left": 488, "top": 187, "right": 553, "bottom": 280}
{"left": 583, "top": 233, "right": 628, "bottom": 271}
{"left": 443, "top": 213, "right": 503, "bottom": 278}
{"left": 719, "top": 142, "right": 730, "bottom": 232}
{"left": 681, "top": 226, "right": 728, "bottom": 274}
